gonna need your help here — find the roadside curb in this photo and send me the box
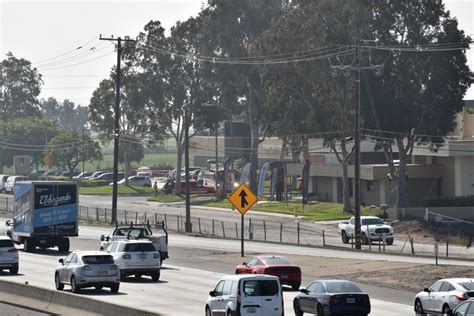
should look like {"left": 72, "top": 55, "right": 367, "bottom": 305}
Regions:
{"left": 0, "top": 279, "right": 161, "bottom": 316}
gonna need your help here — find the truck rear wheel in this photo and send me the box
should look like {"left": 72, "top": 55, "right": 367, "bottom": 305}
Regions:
{"left": 58, "top": 238, "right": 70, "bottom": 252}
{"left": 24, "top": 238, "right": 36, "bottom": 252}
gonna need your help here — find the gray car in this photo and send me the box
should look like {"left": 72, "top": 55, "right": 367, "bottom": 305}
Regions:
{"left": 0, "top": 236, "right": 18, "bottom": 274}
{"left": 452, "top": 298, "right": 474, "bottom": 316}
{"left": 415, "top": 278, "right": 474, "bottom": 315}
{"left": 55, "top": 251, "right": 120, "bottom": 293}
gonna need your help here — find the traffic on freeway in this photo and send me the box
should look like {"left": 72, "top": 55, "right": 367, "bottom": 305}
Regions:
{"left": 0, "top": 219, "right": 455, "bottom": 316}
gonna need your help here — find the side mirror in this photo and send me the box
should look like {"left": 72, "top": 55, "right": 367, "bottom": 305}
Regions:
{"left": 299, "top": 288, "right": 309, "bottom": 294}
{"left": 100, "top": 235, "right": 105, "bottom": 242}
{"left": 242, "top": 262, "right": 247, "bottom": 266}
{"left": 423, "top": 288, "right": 430, "bottom": 293}
{"left": 58, "top": 259, "right": 64, "bottom": 265}
{"left": 5, "top": 220, "right": 10, "bottom": 226}
{"left": 209, "top": 290, "right": 216, "bottom": 297}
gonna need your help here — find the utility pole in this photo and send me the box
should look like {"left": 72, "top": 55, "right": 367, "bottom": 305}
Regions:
{"left": 354, "top": 46, "right": 361, "bottom": 250}
{"left": 184, "top": 107, "right": 192, "bottom": 233}
{"left": 100, "top": 35, "right": 134, "bottom": 224}
{"left": 329, "top": 42, "right": 385, "bottom": 250}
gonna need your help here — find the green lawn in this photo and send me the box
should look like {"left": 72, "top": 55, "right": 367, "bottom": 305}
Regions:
{"left": 79, "top": 185, "right": 154, "bottom": 195}
{"left": 195, "top": 199, "right": 383, "bottom": 221}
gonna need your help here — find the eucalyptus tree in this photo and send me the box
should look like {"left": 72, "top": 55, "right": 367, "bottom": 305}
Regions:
{"left": 361, "top": 0, "right": 473, "bottom": 208}
{"left": 0, "top": 52, "right": 42, "bottom": 121}
{"left": 202, "top": 0, "right": 288, "bottom": 192}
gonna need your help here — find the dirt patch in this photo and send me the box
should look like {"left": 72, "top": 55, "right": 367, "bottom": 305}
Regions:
{"left": 194, "top": 250, "right": 474, "bottom": 293}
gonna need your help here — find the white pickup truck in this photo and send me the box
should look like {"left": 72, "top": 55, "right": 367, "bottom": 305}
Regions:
{"left": 337, "top": 216, "right": 394, "bottom": 245}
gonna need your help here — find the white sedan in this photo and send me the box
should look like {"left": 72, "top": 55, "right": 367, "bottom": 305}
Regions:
{"left": 111, "top": 176, "right": 152, "bottom": 187}
{"left": 414, "top": 278, "right": 474, "bottom": 315}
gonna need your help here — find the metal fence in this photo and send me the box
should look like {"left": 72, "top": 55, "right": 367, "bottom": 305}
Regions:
{"left": 0, "top": 195, "right": 472, "bottom": 261}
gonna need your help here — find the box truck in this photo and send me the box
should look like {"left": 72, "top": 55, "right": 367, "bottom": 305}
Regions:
{"left": 6, "top": 181, "right": 78, "bottom": 252}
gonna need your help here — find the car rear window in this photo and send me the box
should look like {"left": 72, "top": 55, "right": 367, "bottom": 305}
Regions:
{"left": 0, "top": 240, "right": 14, "bottom": 248}
{"left": 460, "top": 282, "right": 474, "bottom": 291}
{"left": 243, "top": 280, "right": 279, "bottom": 296}
{"left": 325, "top": 282, "right": 363, "bottom": 293}
{"left": 82, "top": 255, "right": 115, "bottom": 264}
{"left": 262, "top": 257, "right": 291, "bottom": 265}
{"left": 124, "top": 243, "right": 156, "bottom": 252}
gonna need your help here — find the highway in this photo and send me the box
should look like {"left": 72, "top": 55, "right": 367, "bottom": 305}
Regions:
{"left": 0, "top": 221, "right": 420, "bottom": 315}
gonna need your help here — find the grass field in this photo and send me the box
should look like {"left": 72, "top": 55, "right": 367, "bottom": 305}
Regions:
{"left": 79, "top": 185, "right": 154, "bottom": 195}
{"left": 195, "top": 199, "right": 383, "bottom": 221}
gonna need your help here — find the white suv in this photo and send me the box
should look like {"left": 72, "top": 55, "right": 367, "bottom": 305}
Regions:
{"left": 0, "top": 236, "right": 19, "bottom": 274}
{"left": 106, "top": 240, "right": 161, "bottom": 281}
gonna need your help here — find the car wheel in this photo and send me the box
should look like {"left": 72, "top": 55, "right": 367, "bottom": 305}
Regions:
{"left": 414, "top": 299, "right": 425, "bottom": 315}
{"left": 9, "top": 267, "right": 18, "bottom": 274}
{"left": 341, "top": 231, "right": 349, "bottom": 244}
{"left": 151, "top": 271, "right": 160, "bottom": 281}
{"left": 362, "top": 233, "right": 369, "bottom": 245}
{"left": 205, "top": 306, "right": 212, "bottom": 316}
{"left": 58, "top": 238, "right": 70, "bottom": 252}
{"left": 386, "top": 238, "right": 394, "bottom": 245}
{"left": 24, "top": 238, "right": 36, "bottom": 252}
{"left": 110, "top": 284, "right": 119, "bottom": 293}
{"left": 120, "top": 270, "right": 126, "bottom": 281}
{"left": 293, "top": 299, "right": 303, "bottom": 316}
{"left": 442, "top": 304, "right": 452, "bottom": 315}
{"left": 95, "top": 286, "right": 103, "bottom": 290}
{"left": 70, "top": 276, "right": 80, "bottom": 293}
{"left": 55, "top": 273, "right": 64, "bottom": 290}
{"left": 317, "top": 303, "right": 324, "bottom": 316}
{"left": 292, "top": 282, "right": 301, "bottom": 291}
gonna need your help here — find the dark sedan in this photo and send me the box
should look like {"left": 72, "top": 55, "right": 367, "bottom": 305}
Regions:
{"left": 235, "top": 255, "right": 301, "bottom": 290}
{"left": 293, "top": 279, "right": 370, "bottom": 316}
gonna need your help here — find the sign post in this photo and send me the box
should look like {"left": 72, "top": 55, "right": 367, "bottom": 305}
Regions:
{"left": 228, "top": 183, "right": 257, "bottom": 257}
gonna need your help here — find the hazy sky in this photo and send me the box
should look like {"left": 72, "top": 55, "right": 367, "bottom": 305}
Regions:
{"left": 1, "top": 0, "right": 473, "bottom": 106}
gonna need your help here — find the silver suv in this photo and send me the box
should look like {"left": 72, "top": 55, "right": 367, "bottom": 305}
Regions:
{"left": 55, "top": 251, "right": 120, "bottom": 293}
{"left": 0, "top": 236, "right": 18, "bottom": 274}
{"left": 106, "top": 240, "right": 161, "bottom": 281}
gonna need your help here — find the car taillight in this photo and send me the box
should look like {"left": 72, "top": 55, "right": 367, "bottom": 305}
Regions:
{"left": 153, "top": 253, "right": 160, "bottom": 259}
{"left": 8, "top": 248, "right": 17, "bottom": 253}
{"left": 329, "top": 296, "right": 338, "bottom": 305}
{"left": 82, "top": 265, "right": 92, "bottom": 271}
{"left": 455, "top": 293, "right": 467, "bottom": 301}
{"left": 122, "top": 254, "right": 131, "bottom": 259}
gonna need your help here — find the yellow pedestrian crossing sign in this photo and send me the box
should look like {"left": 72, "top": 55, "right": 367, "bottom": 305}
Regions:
{"left": 228, "top": 183, "right": 257, "bottom": 215}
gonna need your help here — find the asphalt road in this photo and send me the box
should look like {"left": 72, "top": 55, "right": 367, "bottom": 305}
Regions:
{"left": 0, "top": 221, "right": 418, "bottom": 316}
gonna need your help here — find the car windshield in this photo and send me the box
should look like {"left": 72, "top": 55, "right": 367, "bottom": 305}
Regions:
{"left": 124, "top": 243, "right": 156, "bottom": 252}
{"left": 262, "top": 257, "right": 291, "bottom": 265}
{"left": 361, "top": 218, "right": 384, "bottom": 225}
{"left": 82, "top": 255, "right": 115, "bottom": 264}
{"left": 0, "top": 240, "right": 14, "bottom": 248}
{"left": 460, "top": 282, "right": 474, "bottom": 290}
{"left": 325, "top": 281, "right": 363, "bottom": 293}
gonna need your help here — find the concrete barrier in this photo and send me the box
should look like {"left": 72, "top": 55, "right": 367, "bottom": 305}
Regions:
{"left": 0, "top": 279, "right": 161, "bottom": 315}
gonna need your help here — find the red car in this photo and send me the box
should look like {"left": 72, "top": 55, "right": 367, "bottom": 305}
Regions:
{"left": 178, "top": 180, "right": 215, "bottom": 194}
{"left": 235, "top": 255, "right": 302, "bottom": 290}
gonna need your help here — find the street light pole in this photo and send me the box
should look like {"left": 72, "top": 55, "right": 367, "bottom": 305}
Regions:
{"left": 354, "top": 46, "right": 362, "bottom": 250}
{"left": 184, "top": 107, "right": 192, "bottom": 233}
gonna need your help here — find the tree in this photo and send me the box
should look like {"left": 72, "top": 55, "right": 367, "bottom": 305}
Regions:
{"left": 136, "top": 18, "right": 214, "bottom": 193}
{"left": 41, "top": 97, "right": 88, "bottom": 131}
{"left": 361, "top": 0, "right": 473, "bottom": 208}
{"left": 203, "top": 0, "right": 287, "bottom": 192}
{"left": 88, "top": 63, "right": 166, "bottom": 179}
{"left": 0, "top": 52, "right": 42, "bottom": 120}
{"left": 46, "top": 131, "right": 102, "bottom": 177}
{"left": 0, "top": 117, "right": 58, "bottom": 172}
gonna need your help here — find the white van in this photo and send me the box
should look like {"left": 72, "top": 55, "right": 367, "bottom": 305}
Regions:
{"left": 4, "top": 176, "right": 28, "bottom": 194}
{"left": 0, "top": 175, "right": 9, "bottom": 193}
{"left": 206, "top": 274, "right": 283, "bottom": 316}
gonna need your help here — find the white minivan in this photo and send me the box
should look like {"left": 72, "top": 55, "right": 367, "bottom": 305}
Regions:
{"left": 206, "top": 274, "right": 284, "bottom": 316}
{"left": 4, "top": 176, "right": 28, "bottom": 194}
